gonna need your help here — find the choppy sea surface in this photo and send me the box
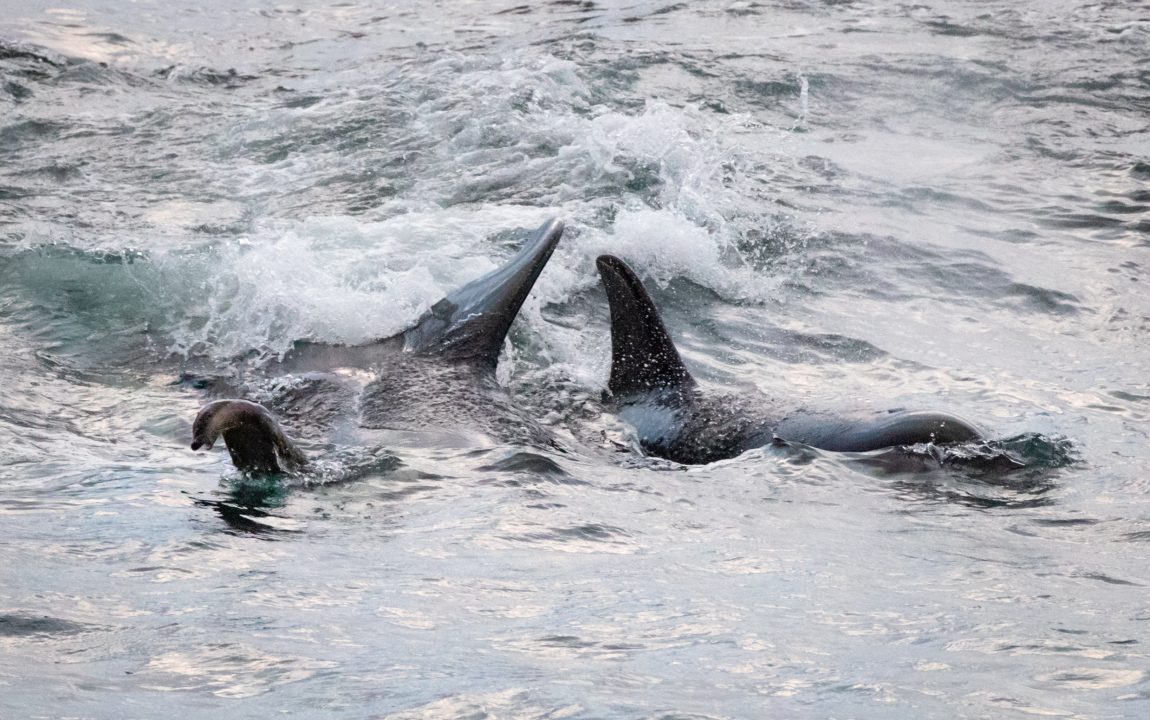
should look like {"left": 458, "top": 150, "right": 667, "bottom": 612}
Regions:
{"left": 2, "top": 1, "right": 1148, "bottom": 718}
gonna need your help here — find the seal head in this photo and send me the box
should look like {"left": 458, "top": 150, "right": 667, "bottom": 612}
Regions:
{"left": 191, "top": 399, "right": 307, "bottom": 474}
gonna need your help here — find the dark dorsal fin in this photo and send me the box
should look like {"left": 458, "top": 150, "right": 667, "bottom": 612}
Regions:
{"left": 262, "top": 218, "right": 564, "bottom": 374}
{"left": 403, "top": 218, "right": 565, "bottom": 368}
{"left": 596, "top": 255, "right": 694, "bottom": 396}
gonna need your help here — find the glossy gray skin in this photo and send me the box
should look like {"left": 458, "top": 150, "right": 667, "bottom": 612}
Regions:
{"left": 597, "top": 254, "right": 982, "bottom": 465}
{"left": 191, "top": 219, "right": 565, "bottom": 471}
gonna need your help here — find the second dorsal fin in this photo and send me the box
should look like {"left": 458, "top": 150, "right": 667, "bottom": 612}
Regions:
{"left": 596, "top": 255, "right": 694, "bottom": 397}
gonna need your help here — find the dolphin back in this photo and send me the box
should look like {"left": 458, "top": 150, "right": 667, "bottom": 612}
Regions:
{"left": 596, "top": 255, "right": 694, "bottom": 397}
{"left": 775, "top": 409, "right": 983, "bottom": 452}
{"left": 403, "top": 218, "right": 565, "bottom": 368}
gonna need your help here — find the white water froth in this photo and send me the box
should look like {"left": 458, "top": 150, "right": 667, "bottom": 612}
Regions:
{"left": 165, "top": 206, "right": 561, "bottom": 359}
{"left": 161, "top": 54, "right": 800, "bottom": 363}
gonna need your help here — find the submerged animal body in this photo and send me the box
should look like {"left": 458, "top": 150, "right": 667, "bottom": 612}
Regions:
{"left": 595, "top": 254, "right": 982, "bottom": 465}
{"left": 191, "top": 218, "right": 565, "bottom": 473}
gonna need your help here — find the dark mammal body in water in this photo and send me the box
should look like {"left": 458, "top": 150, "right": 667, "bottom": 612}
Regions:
{"left": 192, "top": 399, "right": 308, "bottom": 474}
{"left": 595, "top": 254, "right": 982, "bottom": 465}
{"left": 190, "top": 218, "right": 566, "bottom": 474}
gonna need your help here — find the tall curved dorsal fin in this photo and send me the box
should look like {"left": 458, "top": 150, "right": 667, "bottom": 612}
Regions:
{"left": 596, "top": 255, "right": 694, "bottom": 396}
{"left": 403, "top": 218, "right": 565, "bottom": 368}
{"left": 263, "top": 218, "right": 564, "bottom": 374}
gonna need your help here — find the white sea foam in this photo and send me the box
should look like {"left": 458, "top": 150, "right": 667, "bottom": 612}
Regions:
{"left": 163, "top": 205, "right": 565, "bottom": 359}
{"left": 11, "top": 53, "right": 798, "bottom": 368}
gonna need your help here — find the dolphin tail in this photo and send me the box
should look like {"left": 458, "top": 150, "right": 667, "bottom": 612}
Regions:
{"left": 595, "top": 255, "right": 694, "bottom": 397}
{"left": 402, "top": 218, "right": 565, "bottom": 368}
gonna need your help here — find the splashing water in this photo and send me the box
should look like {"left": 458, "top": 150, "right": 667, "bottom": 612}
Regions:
{"left": 2, "top": 2, "right": 1149, "bottom": 719}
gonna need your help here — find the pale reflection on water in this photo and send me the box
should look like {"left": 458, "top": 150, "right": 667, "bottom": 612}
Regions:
{"left": 2, "top": 0, "right": 1149, "bottom": 718}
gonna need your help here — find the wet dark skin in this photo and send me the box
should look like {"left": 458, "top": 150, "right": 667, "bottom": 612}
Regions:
{"left": 596, "top": 254, "right": 982, "bottom": 465}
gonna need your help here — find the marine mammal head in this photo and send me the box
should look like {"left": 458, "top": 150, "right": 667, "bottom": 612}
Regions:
{"left": 191, "top": 399, "right": 266, "bottom": 451}
{"left": 596, "top": 255, "right": 695, "bottom": 398}
{"left": 191, "top": 399, "right": 307, "bottom": 474}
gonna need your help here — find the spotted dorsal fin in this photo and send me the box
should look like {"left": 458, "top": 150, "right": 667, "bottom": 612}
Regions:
{"left": 596, "top": 255, "right": 695, "bottom": 397}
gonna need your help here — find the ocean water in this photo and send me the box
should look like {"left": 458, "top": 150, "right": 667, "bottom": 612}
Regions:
{"left": 1, "top": 1, "right": 1148, "bottom": 718}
